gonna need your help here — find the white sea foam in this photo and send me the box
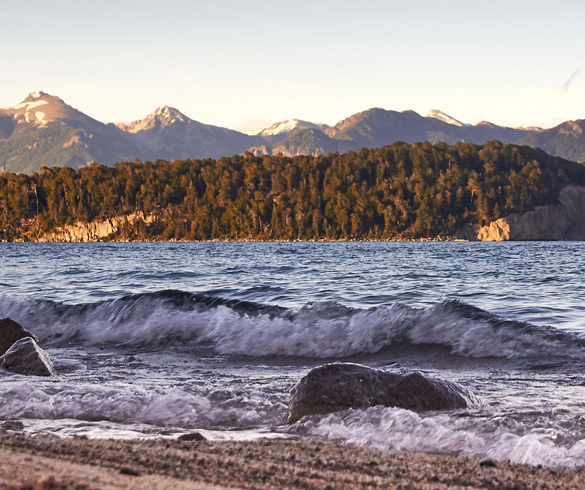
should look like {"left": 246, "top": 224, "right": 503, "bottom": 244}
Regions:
{"left": 295, "top": 406, "right": 585, "bottom": 468}
{"left": 0, "top": 377, "right": 287, "bottom": 430}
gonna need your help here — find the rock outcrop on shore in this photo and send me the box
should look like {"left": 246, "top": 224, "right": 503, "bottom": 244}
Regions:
{"left": 38, "top": 211, "right": 156, "bottom": 242}
{"left": 0, "top": 337, "right": 56, "bottom": 377}
{"left": 459, "top": 185, "right": 585, "bottom": 241}
{"left": 0, "top": 318, "right": 55, "bottom": 376}
{"left": 287, "top": 362, "right": 479, "bottom": 423}
{"left": 0, "top": 318, "right": 37, "bottom": 356}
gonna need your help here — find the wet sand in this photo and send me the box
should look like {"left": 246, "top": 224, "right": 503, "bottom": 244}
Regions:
{"left": 0, "top": 433, "right": 583, "bottom": 489}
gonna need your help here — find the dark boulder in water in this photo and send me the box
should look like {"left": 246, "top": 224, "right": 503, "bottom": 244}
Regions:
{"left": 0, "top": 318, "right": 38, "bottom": 356}
{"left": 0, "top": 337, "right": 56, "bottom": 377}
{"left": 178, "top": 432, "right": 207, "bottom": 441}
{"left": 0, "top": 420, "right": 24, "bottom": 431}
{"left": 287, "top": 362, "right": 478, "bottom": 423}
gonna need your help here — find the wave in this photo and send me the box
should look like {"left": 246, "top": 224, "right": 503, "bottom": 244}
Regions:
{"left": 294, "top": 406, "right": 585, "bottom": 468}
{"left": 1, "top": 290, "right": 585, "bottom": 359}
{"left": 0, "top": 377, "right": 287, "bottom": 430}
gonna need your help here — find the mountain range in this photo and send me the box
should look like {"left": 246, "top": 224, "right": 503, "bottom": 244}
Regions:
{"left": 1, "top": 91, "right": 584, "bottom": 174}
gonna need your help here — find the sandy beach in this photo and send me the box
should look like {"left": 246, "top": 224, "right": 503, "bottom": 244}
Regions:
{"left": 0, "top": 433, "right": 583, "bottom": 490}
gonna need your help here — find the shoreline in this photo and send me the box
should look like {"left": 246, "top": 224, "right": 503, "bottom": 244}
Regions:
{"left": 2, "top": 236, "right": 466, "bottom": 243}
{"left": 0, "top": 433, "right": 583, "bottom": 489}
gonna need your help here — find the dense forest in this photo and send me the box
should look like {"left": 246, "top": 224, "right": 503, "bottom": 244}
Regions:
{"left": 1, "top": 141, "right": 585, "bottom": 241}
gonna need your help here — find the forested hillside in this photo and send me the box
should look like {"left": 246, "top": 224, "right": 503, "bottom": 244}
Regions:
{"left": 2, "top": 141, "right": 585, "bottom": 241}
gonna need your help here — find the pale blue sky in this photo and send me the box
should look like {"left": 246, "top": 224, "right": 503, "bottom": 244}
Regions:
{"left": 2, "top": 0, "right": 584, "bottom": 130}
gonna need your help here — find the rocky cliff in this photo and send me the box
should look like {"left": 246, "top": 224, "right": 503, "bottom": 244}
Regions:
{"left": 459, "top": 186, "right": 585, "bottom": 241}
{"left": 38, "top": 212, "right": 155, "bottom": 242}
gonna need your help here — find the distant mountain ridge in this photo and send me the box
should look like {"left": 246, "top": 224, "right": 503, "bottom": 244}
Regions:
{"left": 1, "top": 91, "right": 584, "bottom": 174}
{"left": 0, "top": 93, "right": 263, "bottom": 173}
{"left": 324, "top": 108, "right": 530, "bottom": 147}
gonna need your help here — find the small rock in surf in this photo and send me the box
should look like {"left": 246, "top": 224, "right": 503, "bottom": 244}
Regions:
{"left": 0, "top": 420, "right": 24, "bottom": 431}
{"left": 0, "top": 337, "right": 56, "bottom": 377}
{"left": 0, "top": 318, "right": 38, "bottom": 356}
{"left": 178, "top": 432, "right": 207, "bottom": 441}
{"left": 287, "top": 362, "right": 479, "bottom": 423}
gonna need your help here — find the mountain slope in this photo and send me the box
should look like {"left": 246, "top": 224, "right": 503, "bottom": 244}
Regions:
{"left": 516, "top": 120, "right": 585, "bottom": 163}
{"left": 249, "top": 128, "right": 351, "bottom": 157}
{"left": 117, "top": 106, "right": 189, "bottom": 133}
{"left": 0, "top": 91, "right": 103, "bottom": 130}
{"left": 122, "top": 106, "right": 263, "bottom": 161}
{"left": 0, "top": 92, "right": 141, "bottom": 174}
{"left": 326, "top": 108, "right": 435, "bottom": 145}
{"left": 325, "top": 108, "right": 532, "bottom": 148}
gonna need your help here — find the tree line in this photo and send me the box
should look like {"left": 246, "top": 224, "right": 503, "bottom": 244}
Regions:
{"left": 1, "top": 140, "right": 585, "bottom": 241}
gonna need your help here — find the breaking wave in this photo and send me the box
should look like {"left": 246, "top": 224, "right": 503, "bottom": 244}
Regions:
{"left": 295, "top": 406, "right": 585, "bottom": 468}
{"left": 0, "top": 378, "right": 287, "bottom": 430}
{"left": 2, "top": 290, "right": 585, "bottom": 359}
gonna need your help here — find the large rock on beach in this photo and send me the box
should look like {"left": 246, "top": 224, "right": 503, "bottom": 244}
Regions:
{"left": 0, "top": 337, "right": 56, "bottom": 377}
{"left": 0, "top": 318, "right": 38, "bottom": 356}
{"left": 287, "top": 362, "right": 478, "bottom": 423}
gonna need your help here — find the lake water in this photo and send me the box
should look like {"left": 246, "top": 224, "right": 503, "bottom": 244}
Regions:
{"left": 1, "top": 242, "right": 585, "bottom": 467}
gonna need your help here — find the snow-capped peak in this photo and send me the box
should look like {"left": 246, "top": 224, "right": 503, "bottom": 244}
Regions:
{"left": 4, "top": 91, "right": 74, "bottom": 127}
{"left": 254, "top": 119, "right": 328, "bottom": 136}
{"left": 152, "top": 105, "right": 187, "bottom": 123}
{"left": 425, "top": 109, "right": 467, "bottom": 127}
{"left": 255, "top": 119, "right": 302, "bottom": 136}
{"left": 28, "top": 90, "right": 49, "bottom": 100}
{"left": 117, "top": 106, "right": 191, "bottom": 133}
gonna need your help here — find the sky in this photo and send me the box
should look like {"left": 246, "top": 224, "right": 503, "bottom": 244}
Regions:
{"left": 1, "top": 0, "right": 584, "bottom": 131}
